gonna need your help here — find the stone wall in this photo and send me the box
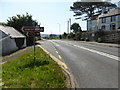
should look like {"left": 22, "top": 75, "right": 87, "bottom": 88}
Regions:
{"left": 81, "top": 30, "right": 120, "bottom": 43}
{"left": 102, "top": 31, "right": 120, "bottom": 43}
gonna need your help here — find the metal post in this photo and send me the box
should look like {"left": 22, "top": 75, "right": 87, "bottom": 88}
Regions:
{"left": 67, "top": 21, "right": 69, "bottom": 34}
{"left": 69, "top": 18, "right": 71, "bottom": 33}
{"left": 34, "top": 37, "right": 36, "bottom": 66}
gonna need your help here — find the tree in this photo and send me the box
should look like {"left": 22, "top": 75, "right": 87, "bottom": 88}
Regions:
{"left": 62, "top": 32, "right": 68, "bottom": 38}
{"left": 6, "top": 13, "right": 39, "bottom": 46}
{"left": 70, "top": 0, "right": 117, "bottom": 20}
{"left": 70, "top": 23, "right": 82, "bottom": 33}
{"left": 0, "top": 22, "right": 6, "bottom": 26}
{"left": 6, "top": 13, "right": 38, "bottom": 34}
{"left": 49, "top": 34, "right": 57, "bottom": 39}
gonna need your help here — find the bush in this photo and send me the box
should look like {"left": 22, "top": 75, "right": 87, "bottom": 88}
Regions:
{"left": 85, "top": 38, "right": 89, "bottom": 41}
{"left": 97, "top": 38, "right": 103, "bottom": 43}
{"left": 81, "top": 38, "right": 84, "bottom": 41}
{"left": 95, "top": 30, "right": 105, "bottom": 38}
{"left": 73, "top": 38, "right": 76, "bottom": 40}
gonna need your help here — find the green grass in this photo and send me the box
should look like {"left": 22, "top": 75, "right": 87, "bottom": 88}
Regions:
{"left": 51, "top": 38, "right": 74, "bottom": 41}
{"left": 2, "top": 47, "right": 66, "bottom": 88}
{"left": 61, "top": 38, "right": 74, "bottom": 41}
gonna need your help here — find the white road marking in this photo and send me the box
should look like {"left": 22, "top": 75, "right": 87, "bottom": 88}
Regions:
{"left": 56, "top": 51, "right": 58, "bottom": 54}
{"left": 58, "top": 55, "right": 62, "bottom": 59}
{"left": 74, "top": 45, "right": 119, "bottom": 61}
{"left": 50, "top": 41, "right": 60, "bottom": 46}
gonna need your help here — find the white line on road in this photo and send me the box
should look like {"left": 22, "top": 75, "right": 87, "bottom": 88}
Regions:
{"left": 50, "top": 41, "right": 60, "bottom": 46}
{"left": 74, "top": 45, "right": 119, "bottom": 61}
{"left": 56, "top": 51, "right": 58, "bottom": 54}
{"left": 58, "top": 55, "right": 62, "bottom": 59}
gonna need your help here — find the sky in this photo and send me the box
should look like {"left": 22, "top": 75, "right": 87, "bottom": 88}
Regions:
{"left": 0, "top": 0, "right": 119, "bottom": 34}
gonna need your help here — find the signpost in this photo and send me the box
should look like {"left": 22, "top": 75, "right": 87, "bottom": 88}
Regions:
{"left": 22, "top": 26, "right": 44, "bottom": 66}
{"left": 22, "top": 26, "right": 44, "bottom": 33}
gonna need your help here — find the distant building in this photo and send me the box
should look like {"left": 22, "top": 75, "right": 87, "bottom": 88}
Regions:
{"left": 87, "top": 8, "right": 120, "bottom": 31}
{"left": 118, "top": 1, "right": 120, "bottom": 8}
{"left": 0, "top": 25, "right": 26, "bottom": 55}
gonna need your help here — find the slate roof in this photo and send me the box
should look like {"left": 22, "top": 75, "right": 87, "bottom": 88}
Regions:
{"left": 98, "top": 8, "right": 120, "bottom": 18}
{"left": 0, "top": 25, "right": 25, "bottom": 38}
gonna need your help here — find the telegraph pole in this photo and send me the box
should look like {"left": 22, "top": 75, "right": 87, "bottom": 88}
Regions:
{"left": 67, "top": 21, "right": 69, "bottom": 34}
{"left": 69, "top": 18, "right": 71, "bottom": 33}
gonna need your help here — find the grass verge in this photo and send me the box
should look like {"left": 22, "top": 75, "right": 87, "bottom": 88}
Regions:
{"left": 2, "top": 47, "right": 66, "bottom": 88}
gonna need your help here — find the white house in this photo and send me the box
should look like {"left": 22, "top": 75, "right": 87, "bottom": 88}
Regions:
{"left": 0, "top": 25, "right": 26, "bottom": 56}
{"left": 87, "top": 8, "right": 120, "bottom": 31}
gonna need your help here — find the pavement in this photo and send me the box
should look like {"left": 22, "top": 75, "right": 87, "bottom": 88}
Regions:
{"left": 77, "top": 41, "right": 120, "bottom": 48}
{"left": 1, "top": 46, "right": 32, "bottom": 64}
{"left": 37, "top": 40, "right": 119, "bottom": 88}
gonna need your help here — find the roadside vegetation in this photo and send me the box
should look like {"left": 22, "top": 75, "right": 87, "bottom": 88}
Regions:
{"left": 2, "top": 47, "right": 66, "bottom": 88}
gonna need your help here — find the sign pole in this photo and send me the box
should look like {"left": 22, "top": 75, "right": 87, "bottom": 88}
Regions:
{"left": 22, "top": 26, "right": 44, "bottom": 67}
{"left": 34, "top": 36, "right": 36, "bottom": 66}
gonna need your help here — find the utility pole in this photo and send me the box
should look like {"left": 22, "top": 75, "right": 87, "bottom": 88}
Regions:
{"left": 67, "top": 21, "right": 69, "bottom": 34}
{"left": 69, "top": 18, "right": 71, "bottom": 33}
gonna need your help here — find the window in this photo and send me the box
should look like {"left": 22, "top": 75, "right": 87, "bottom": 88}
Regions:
{"left": 111, "top": 16, "right": 116, "bottom": 22}
{"left": 110, "top": 23, "right": 116, "bottom": 30}
{"left": 102, "top": 17, "right": 106, "bottom": 23}
{"left": 88, "top": 20, "right": 92, "bottom": 24}
{"left": 101, "top": 25, "right": 106, "bottom": 30}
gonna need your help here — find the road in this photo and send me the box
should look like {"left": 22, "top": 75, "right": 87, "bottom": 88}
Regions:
{"left": 37, "top": 40, "right": 119, "bottom": 88}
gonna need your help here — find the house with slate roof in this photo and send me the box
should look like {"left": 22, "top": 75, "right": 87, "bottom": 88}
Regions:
{"left": 0, "top": 25, "right": 26, "bottom": 55}
{"left": 87, "top": 8, "right": 120, "bottom": 31}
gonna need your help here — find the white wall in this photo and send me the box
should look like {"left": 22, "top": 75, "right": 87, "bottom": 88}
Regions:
{"left": 87, "top": 20, "right": 98, "bottom": 31}
{"left": 117, "top": 15, "right": 120, "bottom": 29}
{"left": 87, "top": 14, "right": 120, "bottom": 31}
{"left": 0, "top": 36, "right": 26, "bottom": 55}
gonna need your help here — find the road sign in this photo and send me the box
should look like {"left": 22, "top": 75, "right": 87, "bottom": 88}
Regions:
{"left": 21, "top": 26, "right": 44, "bottom": 67}
{"left": 38, "top": 27, "right": 44, "bottom": 32}
{"left": 22, "top": 26, "right": 44, "bottom": 32}
{"left": 22, "top": 26, "right": 35, "bottom": 32}
{"left": 27, "top": 32, "right": 40, "bottom": 37}
{"left": 22, "top": 26, "right": 44, "bottom": 37}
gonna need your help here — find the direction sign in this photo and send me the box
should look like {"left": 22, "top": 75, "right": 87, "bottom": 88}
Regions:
{"left": 22, "top": 26, "right": 44, "bottom": 32}
{"left": 22, "top": 26, "right": 35, "bottom": 32}
{"left": 38, "top": 27, "right": 44, "bottom": 32}
{"left": 27, "top": 32, "right": 40, "bottom": 37}
{"left": 21, "top": 26, "right": 44, "bottom": 37}
{"left": 21, "top": 26, "right": 44, "bottom": 66}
